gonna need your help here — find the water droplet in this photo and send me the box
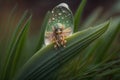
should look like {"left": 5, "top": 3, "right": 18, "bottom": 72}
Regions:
{"left": 62, "top": 10, "right": 65, "bottom": 13}
{"left": 55, "top": 15, "right": 57, "bottom": 17}
{"left": 52, "top": 11, "right": 54, "bottom": 13}
{"left": 65, "top": 15, "right": 68, "bottom": 17}
{"left": 58, "top": 13, "right": 62, "bottom": 15}
{"left": 52, "top": 17, "right": 55, "bottom": 20}
{"left": 66, "top": 21, "right": 69, "bottom": 23}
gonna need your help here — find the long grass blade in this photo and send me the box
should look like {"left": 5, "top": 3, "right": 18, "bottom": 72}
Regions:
{"left": 35, "top": 11, "right": 50, "bottom": 52}
{"left": 1, "top": 12, "right": 31, "bottom": 80}
{"left": 9, "top": 15, "right": 32, "bottom": 79}
{"left": 14, "top": 21, "right": 109, "bottom": 80}
{"left": 74, "top": 0, "right": 87, "bottom": 32}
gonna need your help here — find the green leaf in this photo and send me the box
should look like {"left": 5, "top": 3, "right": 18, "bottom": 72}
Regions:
{"left": 74, "top": 0, "right": 87, "bottom": 32}
{"left": 14, "top": 21, "right": 109, "bottom": 80}
{"left": 72, "top": 18, "right": 120, "bottom": 78}
{"left": 76, "top": 59, "right": 120, "bottom": 79}
{"left": 93, "top": 19, "right": 120, "bottom": 64}
{"left": 0, "top": 5, "right": 18, "bottom": 72}
{"left": 7, "top": 10, "right": 28, "bottom": 54}
{"left": 35, "top": 11, "right": 50, "bottom": 52}
{"left": 0, "top": 10, "right": 28, "bottom": 80}
{"left": 9, "top": 15, "right": 32, "bottom": 78}
{"left": 97, "top": 68, "right": 120, "bottom": 77}
{"left": 1, "top": 13, "right": 32, "bottom": 80}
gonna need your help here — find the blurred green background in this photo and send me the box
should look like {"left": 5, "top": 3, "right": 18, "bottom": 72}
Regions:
{"left": 0, "top": 0, "right": 120, "bottom": 80}
{"left": 0, "top": 0, "right": 119, "bottom": 35}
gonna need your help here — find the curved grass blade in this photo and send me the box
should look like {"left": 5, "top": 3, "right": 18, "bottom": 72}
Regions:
{"left": 76, "top": 59, "right": 120, "bottom": 79}
{"left": 96, "top": 68, "right": 120, "bottom": 77}
{"left": 0, "top": 5, "right": 18, "bottom": 75}
{"left": 74, "top": 0, "right": 87, "bottom": 32}
{"left": 9, "top": 15, "right": 32, "bottom": 79}
{"left": 14, "top": 21, "right": 109, "bottom": 80}
{"left": 93, "top": 19, "right": 120, "bottom": 64}
{"left": 72, "top": 18, "right": 120, "bottom": 78}
{"left": 35, "top": 11, "right": 50, "bottom": 52}
{"left": 0, "top": 10, "right": 28, "bottom": 80}
{"left": 1, "top": 13, "right": 32, "bottom": 80}
{"left": 7, "top": 10, "right": 28, "bottom": 54}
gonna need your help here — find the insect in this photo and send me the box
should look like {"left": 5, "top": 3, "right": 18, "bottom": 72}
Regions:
{"left": 45, "top": 3, "right": 74, "bottom": 48}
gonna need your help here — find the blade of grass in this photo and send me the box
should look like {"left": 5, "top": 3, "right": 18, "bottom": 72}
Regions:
{"left": 0, "top": 11, "right": 27, "bottom": 80}
{"left": 93, "top": 19, "right": 120, "bottom": 64}
{"left": 35, "top": 11, "right": 50, "bottom": 52}
{"left": 0, "top": 5, "right": 18, "bottom": 75}
{"left": 1, "top": 11, "right": 31, "bottom": 80}
{"left": 74, "top": 0, "right": 87, "bottom": 32}
{"left": 7, "top": 10, "right": 28, "bottom": 54}
{"left": 9, "top": 15, "right": 32, "bottom": 79}
{"left": 97, "top": 68, "right": 120, "bottom": 77}
{"left": 80, "top": 18, "right": 119, "bottom": 67}
{"left": 14, "top": 21, "right": 109, "bottom": 80}
{"left": 73, "top": 18, "right": 120, "bottom": 78}
{"left": 75, "top": 59, "right": 120, "bottom": 79}
{"left": 102, "top": 19, "right": 120, "bottom": 61}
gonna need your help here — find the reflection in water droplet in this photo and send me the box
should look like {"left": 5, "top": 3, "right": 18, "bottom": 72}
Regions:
{"left": 62, "top": 17, "right": 64, "bottom": 19}
{"left": 58, "top": 13, "right": 62, "bottom": 15}
{"left": 52, "top": 17, "right": 55, "bottom": 20}
{"left": 65, "top": 15, "right": 67, "bottom": 17}
{"left": 62, "top": 10, "right": 65, "bottom": 13}
{"left": 52, "top": 10, "right": 54, "bottom": 13}
{"left": 58, "top": 20, "right": 60, "bottom": 22}
{"left": 48, "top": 19, "right": 51, "bottom": 23}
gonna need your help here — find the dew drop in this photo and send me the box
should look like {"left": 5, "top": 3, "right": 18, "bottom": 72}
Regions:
{"left": 48, "top": 19, "right": 51, "bottom": 23}
{"left": 62, "top": 10, "right": 65, "bottom": 13}
{"left": 52, "top": 17, "right": 55, "bottom": 20}
{"left": 55, "top": 15, "right": 57, "bottom": 17}
{"left": 52, "top": 11, "right": 54, "bottom": 13}
{"left": 58, "top": 13, "right": 62, "bottom": 15}
{"left": 57, "top": 3, "right": 69, "bottom": 9}
{"left": 62, "top": 17, "right": 64, "bottom": 19}
{"left": 65, "top": 15, "right": 67, "bottom": 17}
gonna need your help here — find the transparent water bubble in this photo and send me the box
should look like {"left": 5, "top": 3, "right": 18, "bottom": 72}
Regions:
{"left": 44, "top": 3, "right": 74, "bottom": 46}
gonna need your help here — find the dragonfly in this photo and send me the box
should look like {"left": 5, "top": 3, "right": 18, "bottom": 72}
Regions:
{"left": 44, "top": 3, "right": 74, "bottom": 48}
